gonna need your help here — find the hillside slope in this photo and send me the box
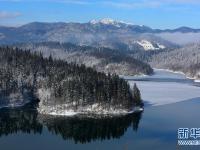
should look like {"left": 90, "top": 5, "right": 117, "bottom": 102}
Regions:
{"left": 14, "top": 42, "right": 153, "bottom": 76}
{"left": 132, "top": 44, "right": 200, "bottom": 80}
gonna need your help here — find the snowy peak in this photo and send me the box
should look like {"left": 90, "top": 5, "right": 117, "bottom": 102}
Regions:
{"left": 136, "top": 40, "right": 166, "bottom": 51}
{"left": 97, "top": 18, "right": 116, "bottom": 25}
{"left": 89, "top": 18, "right": 134, "bottom": 27}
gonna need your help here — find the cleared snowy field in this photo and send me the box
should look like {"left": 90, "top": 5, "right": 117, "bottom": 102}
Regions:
{"left": 128, "top": 69, "right": 200, "bottom": 106}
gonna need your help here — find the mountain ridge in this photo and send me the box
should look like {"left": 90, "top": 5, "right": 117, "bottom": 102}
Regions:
{"left": 1, "top": 19, "right": 200, "bottom": 33}
{"left": 0, "top": 19, "right": 179, "bottom": 50}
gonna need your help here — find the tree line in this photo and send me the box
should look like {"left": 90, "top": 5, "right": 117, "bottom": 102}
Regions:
{"left": 0, "top": 47, "right": 143, "bottom": 111}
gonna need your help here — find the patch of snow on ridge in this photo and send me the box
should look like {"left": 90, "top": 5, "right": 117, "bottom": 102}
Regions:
{"left": 99, "top": 18, "right": 116, "bottom": 25}
{"left": 90, "top": 18, "right": 117, "bottom": 25}
{"left": 136, "top": 40, "right": 165, "bottom": 50}
{"left": 89, "top": 18, "right": 134, "bottom": 27}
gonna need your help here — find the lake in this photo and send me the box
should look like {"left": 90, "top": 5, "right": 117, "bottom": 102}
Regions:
{"left": 0, "top": 69, "right": 200, "bottom": 150}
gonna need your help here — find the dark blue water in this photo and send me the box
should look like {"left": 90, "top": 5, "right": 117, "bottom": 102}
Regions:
{"left": 1, "top": 70, "right": 200, "bottom": 150}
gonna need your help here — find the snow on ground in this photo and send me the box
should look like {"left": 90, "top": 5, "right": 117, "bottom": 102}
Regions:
{"left": 38, "top": 103, "right": 143, "bottom": 116}
{"left": 128, "top": 69, "right": 200, "bottom": 106}
{"left": 37, "top": 85, "right": 144, "bottom": 116}
{"left": 136, "top": 40, "right": 165, "bottom": 51}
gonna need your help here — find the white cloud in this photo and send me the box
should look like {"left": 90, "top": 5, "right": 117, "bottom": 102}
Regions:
{"left": 0, "top": 11, "right": 21, "bottom": 19}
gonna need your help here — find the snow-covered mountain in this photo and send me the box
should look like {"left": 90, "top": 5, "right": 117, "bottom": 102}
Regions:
{"left": 1, "top": 18, "right": 200, "bottom": 50}
{"left": 0, "top": 19, "right": 178, "bottom": 50}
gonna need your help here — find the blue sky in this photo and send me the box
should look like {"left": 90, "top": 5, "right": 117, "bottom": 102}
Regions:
{"left": 0, "top": 0, "right": 200, "bottom": 29}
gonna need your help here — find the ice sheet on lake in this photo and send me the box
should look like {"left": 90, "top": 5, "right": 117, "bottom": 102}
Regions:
{"left": 128, "top": 69, "right": 200, "bottom": 106}
{"left": 124, "top": 69, "right": 187, "bottom": 80}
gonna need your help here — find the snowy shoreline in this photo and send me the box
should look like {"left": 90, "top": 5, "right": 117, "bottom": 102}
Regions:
{"left": 37, "top": 105, "right": 143, "bottom": 116}
{"left": 153, "top": 68, "right": 200, "bottom": 82}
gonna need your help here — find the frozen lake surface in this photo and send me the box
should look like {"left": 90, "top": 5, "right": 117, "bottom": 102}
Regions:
{"left": 126, "top": 69, "right": 200, "bottom": 106}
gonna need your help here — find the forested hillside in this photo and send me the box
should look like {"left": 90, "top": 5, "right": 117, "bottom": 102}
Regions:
{"left": 0, "top": 47, "right": 143, "bottom": 114}
{"left": 131, "top": 44, "right": 200, "bottom": 80}
{"left": 13, "top": 42, "right": 153, "bottom": 76}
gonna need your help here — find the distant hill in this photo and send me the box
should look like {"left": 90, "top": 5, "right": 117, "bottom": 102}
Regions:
{"left": 13, "top": 42, "right": 153, "bottom": 76}
{"left": 131, "top": 43, "right": 200, "bottom": 80}
{"left": 150, "top": 44, "right": 200, "bottom": 79}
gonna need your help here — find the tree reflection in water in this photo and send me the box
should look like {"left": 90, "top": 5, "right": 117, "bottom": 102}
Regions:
{"left": 0, "top": 108, "right": 43, "bottom": 136}
{"left": 0, "top": 108, "right": 142, "bottom": 144}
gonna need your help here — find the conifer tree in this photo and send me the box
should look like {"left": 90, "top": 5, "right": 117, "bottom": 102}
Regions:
{"left": 133, "top": 83, "right": 143, "bottom": 107}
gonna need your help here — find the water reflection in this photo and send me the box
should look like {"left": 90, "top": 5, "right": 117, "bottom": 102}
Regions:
{"left": 0, "top": 108, "right": 142, "bottom": 143}
{"left": 0, "top": 108, "right": 43, "bottom": 136}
